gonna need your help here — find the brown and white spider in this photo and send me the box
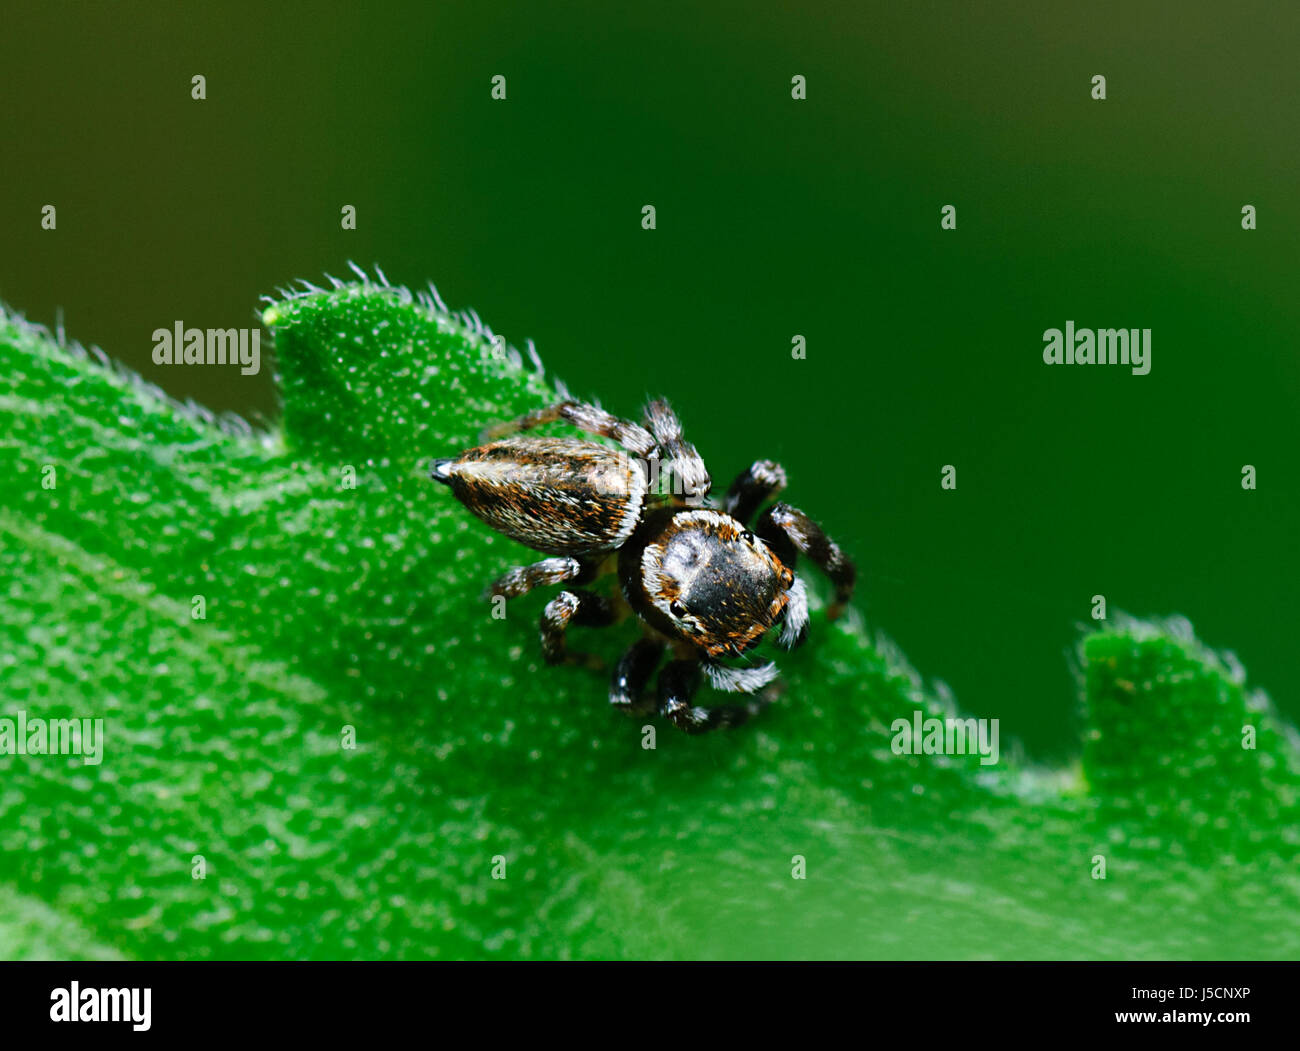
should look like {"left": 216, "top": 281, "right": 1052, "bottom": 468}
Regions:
{"left": 430, "top": 399, "right": 855, "bottom": 733}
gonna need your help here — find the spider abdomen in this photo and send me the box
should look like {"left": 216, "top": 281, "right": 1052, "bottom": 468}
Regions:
{"left": 431, "top": 435, "right": 647, "bottom": 557}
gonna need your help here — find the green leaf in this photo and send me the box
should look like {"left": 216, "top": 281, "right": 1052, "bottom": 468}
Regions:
{"left": 2, "top": 275, "right": 1297, "bottom": 959}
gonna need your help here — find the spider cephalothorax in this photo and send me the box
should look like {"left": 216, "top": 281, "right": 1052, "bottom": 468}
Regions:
{"left": 623, "top": 507, "right": 798, "bottom": 659}
{"left": 430, "top": 399, "right": 855, "bottom": 733}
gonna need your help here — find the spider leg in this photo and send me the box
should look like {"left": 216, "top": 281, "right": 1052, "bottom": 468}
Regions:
{"left": 481, "top": 400, "right": 655, "bottom": 456}
{"left": 658, "top": 658, "right": 778, "bottom": 733}
{"left": 609, "top": 636, "right": 665, "bottom": 715}
{"left": 540, "top": 589, "right": 616, "bottom": 669}
{"left": 723, "top": 459, "right": 788, "bottom": 524}
{"left": 756, "top": 502, "right": 856, "bottom": 620}
{"left": 643, "top": 399, "right": 711, "bottom": 506}
{"left": 488, "top": 556, "right": 589, "bottom": 600}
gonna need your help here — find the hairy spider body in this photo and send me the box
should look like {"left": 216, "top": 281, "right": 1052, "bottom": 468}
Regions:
{"left": 430, "top": 399, "right": 856, "bottom": 733}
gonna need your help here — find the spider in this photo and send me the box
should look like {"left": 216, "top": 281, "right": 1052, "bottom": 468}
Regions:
{"left": 429, "top": 399, "right": 855, "bottom": 733}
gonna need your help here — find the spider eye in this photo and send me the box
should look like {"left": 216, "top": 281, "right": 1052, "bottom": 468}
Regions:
{"left": 670, "top": 600, "right": 688, "bottom": 619}
{"left": 741, "top": 530, "right": 754, "bottom": 544}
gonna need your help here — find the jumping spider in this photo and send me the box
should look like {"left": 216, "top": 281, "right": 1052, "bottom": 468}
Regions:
{"left": 430, "top": 399, "right": 855, "bottom": 733}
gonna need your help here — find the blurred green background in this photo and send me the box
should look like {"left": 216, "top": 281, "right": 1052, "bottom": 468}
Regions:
{"left": 3, "top": 0, "right": 1297, "bottom": 760}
